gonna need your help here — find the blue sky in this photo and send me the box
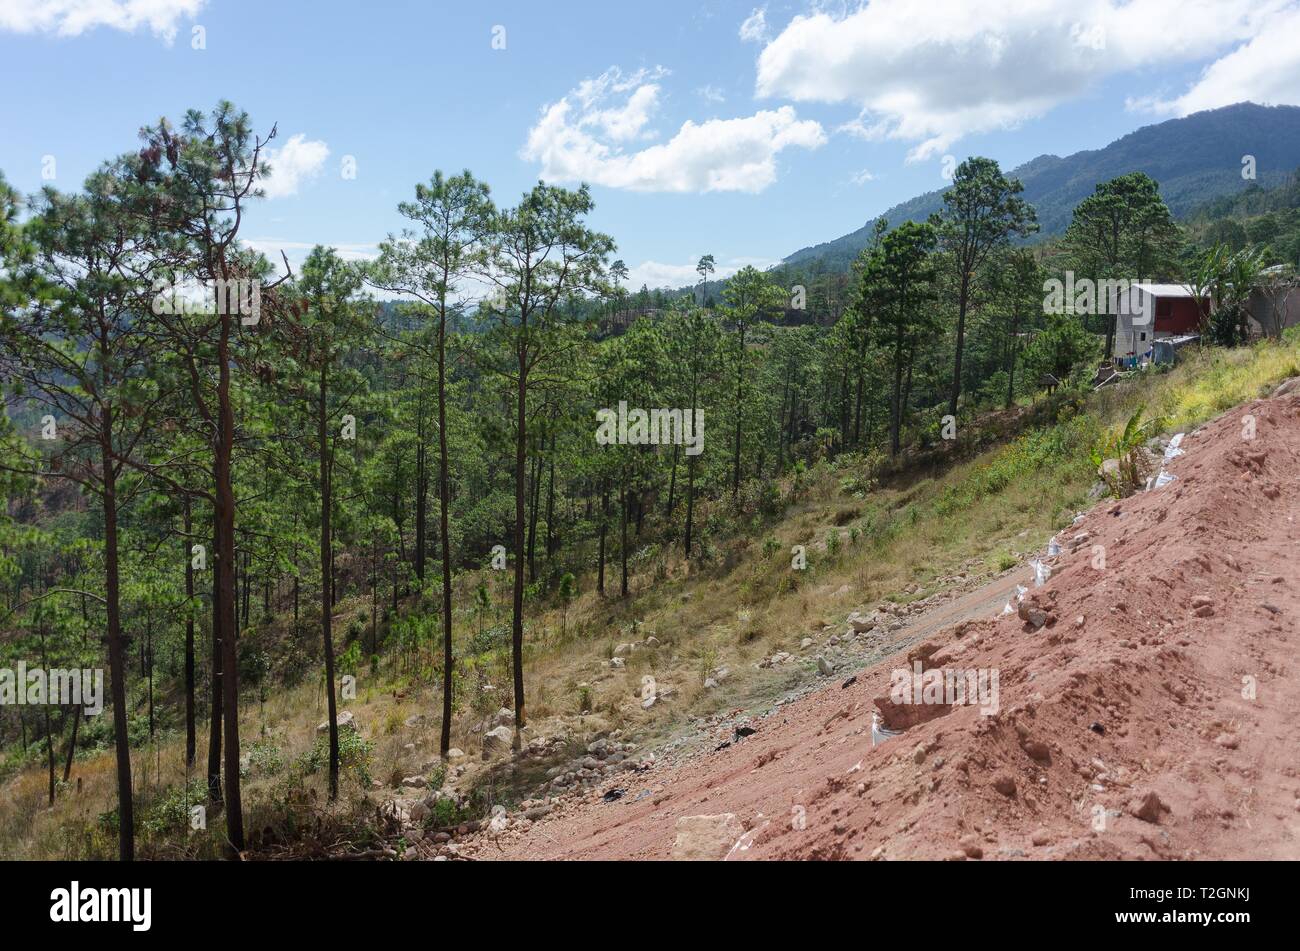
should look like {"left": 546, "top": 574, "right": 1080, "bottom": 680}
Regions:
{"left": 3, "top": 0, "right": 1300, "bottom": 291}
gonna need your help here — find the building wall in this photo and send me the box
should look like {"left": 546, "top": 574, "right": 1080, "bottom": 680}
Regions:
{"left": 1112, "top": 290, "right": 1205, "bottom": 359}
{"left": 1154, "top": 298, "right": 1201, "bottom": 334}
{"left": 1247, "top": 286, "right": 1300, "bottom": 337}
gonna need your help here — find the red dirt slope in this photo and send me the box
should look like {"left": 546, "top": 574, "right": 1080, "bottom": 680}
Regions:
{"left": 464, "top": 390, "right": 1300, "bottom": 861}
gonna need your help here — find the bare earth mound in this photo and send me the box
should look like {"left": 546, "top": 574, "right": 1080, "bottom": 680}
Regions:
{"left": 463, "top": 391, "right": 1300, "bottom": 861}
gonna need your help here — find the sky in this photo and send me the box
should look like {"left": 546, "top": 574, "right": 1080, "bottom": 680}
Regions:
{"left": 3, "top": 0, "right": 1300, "bottom": 292}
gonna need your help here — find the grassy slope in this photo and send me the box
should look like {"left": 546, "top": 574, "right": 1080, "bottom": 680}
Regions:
{"left": 3, "top": 336, "right": 1298, "bottom": 859}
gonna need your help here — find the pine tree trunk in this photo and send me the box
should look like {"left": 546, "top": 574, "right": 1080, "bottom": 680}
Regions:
{"left": 184, "top": 496, "right": 196, "bottom": 767}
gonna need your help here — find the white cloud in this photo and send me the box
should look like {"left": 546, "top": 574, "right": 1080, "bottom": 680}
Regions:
{"left": 754, "top": 0, "right": 1295, "bottom": 161}
{"left": 624, "top": 256, "right": 777, "bottom": 290}
{"left": 1134, "top": 6, "right": 1300, "bottom": 115}
{"left": 697, "top": 84, "right": 726, "bottom": 105}
{"left": 523, "top": 66, "right": 825, "bottom": 193}
{"left": 260, "top": 134, "right": 330, "bottom": 199}
{"left": 0, "top": 0, "right": 205, "bottom": 42}
{"left": 739, "top": 8, "right": 768, "bottom": 44}
{"left": 850, "top": 168, "right": 876, "bottom": 185}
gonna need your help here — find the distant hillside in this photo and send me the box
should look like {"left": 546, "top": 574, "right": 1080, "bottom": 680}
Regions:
{"left": 785, "top": 102, "right": 1300, "bottom": 271}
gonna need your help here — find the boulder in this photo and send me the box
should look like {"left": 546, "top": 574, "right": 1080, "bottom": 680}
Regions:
{"left": 482, "top": 725, "right": 514, "bottom": 757}
{"left": 1272, "top": 376, "right": 1300, "bottom": 398}
{"left": 317, "top": 710, "right": 358, "bottom": 734}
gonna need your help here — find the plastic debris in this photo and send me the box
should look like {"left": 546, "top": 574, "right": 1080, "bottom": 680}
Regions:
{"left": 1031, "top": 559, "right": 1052, "bottom": 587}
{"left": 871, "top": 711, "right": 902, "bottom": 747}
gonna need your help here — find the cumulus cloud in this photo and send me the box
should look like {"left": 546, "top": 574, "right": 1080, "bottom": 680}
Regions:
{"left": 260, "top": 134, "right": 330, "bottom": 199}
{"left": 850, "top": 168, "right": 876, "bottom": 185}
{"left": 0, "top": 0, "right": 205, "bottom": 43}
{"left": 523, "top": 66, "right": 825, "bottom": 193}
{"left": 1133, "top": 6, "right": 1300, "bottom": 115}
{"left": 754, "top": 0, "right": 1294, "bottom": 160}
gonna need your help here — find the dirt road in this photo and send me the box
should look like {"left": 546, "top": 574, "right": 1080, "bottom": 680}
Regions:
{"left": 462, "top": 389, "right": 1300, "bottom": 861}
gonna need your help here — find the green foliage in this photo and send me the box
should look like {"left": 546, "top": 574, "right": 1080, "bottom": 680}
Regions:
{"left": 301, "top": 728, "right": 374, "bottom": 788}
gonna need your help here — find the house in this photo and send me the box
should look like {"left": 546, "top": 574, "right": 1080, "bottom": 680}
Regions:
{"left": 1246, "top": 271, "right": 1300, "bottom": 338}
{"left": 1112, "top": 283, "right": 1206, "bottom": 365}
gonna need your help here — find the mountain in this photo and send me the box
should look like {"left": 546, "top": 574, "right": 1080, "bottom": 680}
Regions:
{"left": 784, "top": 102, "right": 1300, "bottom": 271}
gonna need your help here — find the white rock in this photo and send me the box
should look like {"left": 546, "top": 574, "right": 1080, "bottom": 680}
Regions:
{"left": 317, "top": 710, "right": 358, "bottom": 734}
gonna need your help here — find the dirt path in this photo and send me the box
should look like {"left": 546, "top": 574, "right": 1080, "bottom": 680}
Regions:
{"left": 461, "top": 389, "right": 1300, "bottom": 861}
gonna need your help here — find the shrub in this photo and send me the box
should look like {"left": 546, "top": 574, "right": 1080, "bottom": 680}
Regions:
{"left": 300, "top": 728, "right": 374, "bottom": 788}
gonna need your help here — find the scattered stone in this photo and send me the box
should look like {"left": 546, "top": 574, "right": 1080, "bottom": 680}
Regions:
{"left": 993, "top": 773, "right": 1017, "bottom": 797}
{"left": 1021, "top": 739, "right": 1051, "bottom": 763}
{"left": 817, "top": 655, "right": 834, "bottom": 676}
{"left": 317, "top": 710, "right": 358, "bottom": 734}
{"left": 1129, "top": 790, "right": 1166, "bottom": 823}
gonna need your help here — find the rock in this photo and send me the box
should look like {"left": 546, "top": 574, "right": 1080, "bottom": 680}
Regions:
{"left": 800, "top": 637, "right": 814, "bottom": 649}
{"left": 703, "top": 677, "right": 719, "bottom": 689}
{"left": 400, "top": 775, "right": 426, "bottom": 789}
{"left": 1021, "top": 739, "right": 1051, "bottom": 763}
{"left": 641, "top": 695, "right": 657, "bottom": 709}
{"left": 993, "top": 773, "right": 1017, "bottom": 797}
{"left": 482, "top": 725, "right": 514, "bottom": 757}
{"left": 614, "top": 643, "right": 632, "bottom": 657}
{"left": 1017, "top": 599, "right": 1048, "bottom": 629}
{"left": 609, "top": 657, "right": 625, "bottom": 669}
{"left": 1272, "top": 376, "right": 1300, "bottom": 398}
{"left": 1129, "top": 790, "right": 1166, "bottom": 823}
{"left": 644, "top": 635, "right": 660, "bottom": 648}
{"left": 1031, "top": 828, "right": 1052, "bottom": 847}
{"left": 524, "top": 804, "right": 552, "bottom": 821}
{"left": 317, "top": 710, "right": 358, "bottom": 734}
{"left": 1214, "top": 733, "right": 1239, "bottom": 750}
{"left": 409, "top": 801, "right": 429, "bottom": 822}
{"left": 817, "top": 655, "right": 834, "bottom": 676}
{"left": 587, "top": 737, "right": 609, "bottom": 755}
{"left": 958, "top": 835, "right": 983, "bottom": 859}
{"left": 446, "top": 748, "right": 465, "bottom": 760}
{"left": 491, "top": 707, "right": 515, "bottom": 728}
{"left": 404, "top": 714, "right": 426, "bottom": 728}
{"left": 671, "top": 813, "right": 743, "bottom": 861}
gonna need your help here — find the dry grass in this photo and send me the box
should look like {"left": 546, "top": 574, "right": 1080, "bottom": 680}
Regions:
{"left": 4, "top": 334, "right": 1297, "bottom": 858}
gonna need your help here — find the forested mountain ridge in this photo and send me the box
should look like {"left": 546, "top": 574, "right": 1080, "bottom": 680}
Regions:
{"left": 783, "top": 102, "right": 1300, "bottom": 272}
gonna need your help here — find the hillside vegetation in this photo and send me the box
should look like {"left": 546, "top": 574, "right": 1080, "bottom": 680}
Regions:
{"left": 3, "top": 331, "right": 1295, "bottom": 860}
